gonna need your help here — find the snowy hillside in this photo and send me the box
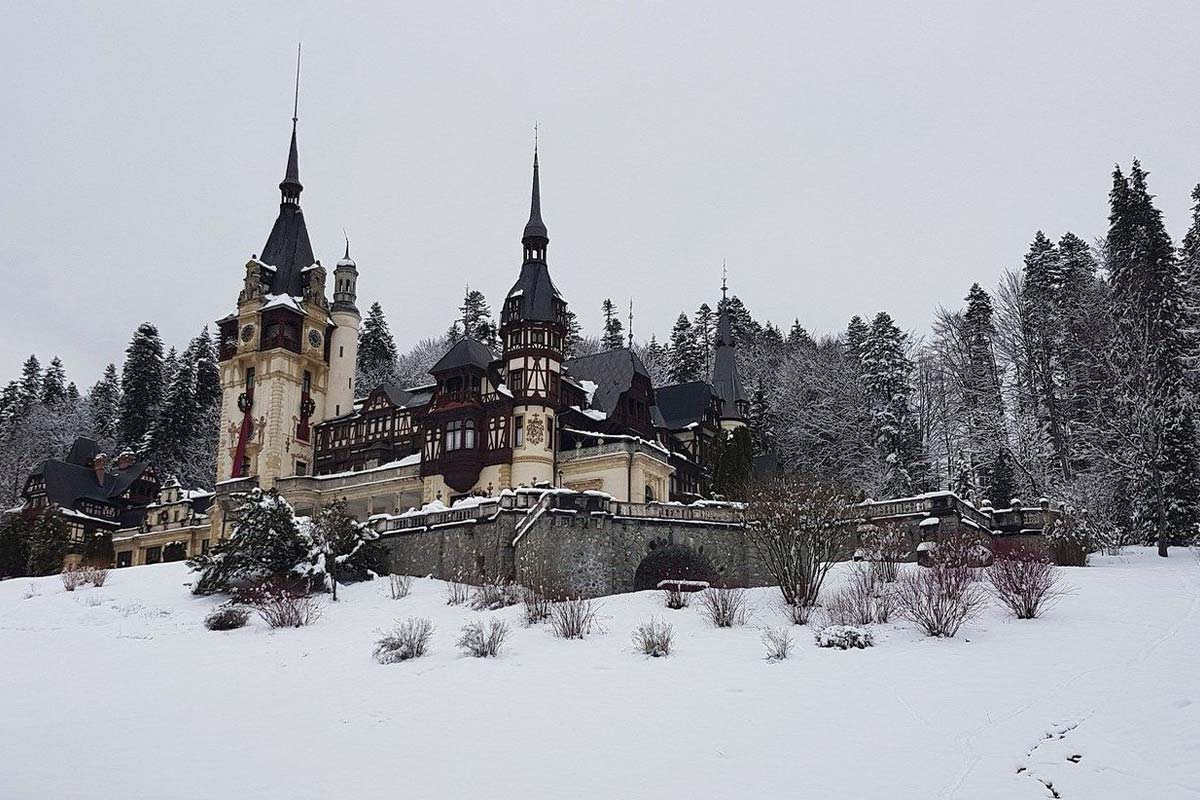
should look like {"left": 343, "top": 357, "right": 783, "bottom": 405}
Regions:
{"left": 0, "top": 551, "right": 1197, "bottom": 800}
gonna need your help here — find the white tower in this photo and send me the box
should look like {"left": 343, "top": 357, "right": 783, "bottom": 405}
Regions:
{"left": 327, "top": 239, "right": 361, "bottom": 418}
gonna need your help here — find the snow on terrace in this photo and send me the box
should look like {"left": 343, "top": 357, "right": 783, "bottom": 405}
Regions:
{"left": 0, "top": 550, "right": 1197, "bottom": 799}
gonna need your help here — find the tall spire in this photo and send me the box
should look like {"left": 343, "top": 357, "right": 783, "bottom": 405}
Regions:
{"left": 712, "top": 272, "right": 747, "bottom": 419}
{"left": 279, "top": 44, "right": 303, "bottom": 203}
{"left": 522, "top": 126, "right": 548, "bottom": 257}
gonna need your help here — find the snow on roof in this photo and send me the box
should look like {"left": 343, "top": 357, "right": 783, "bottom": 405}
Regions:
{"left": 299, "top": 453, "right": 421, "bottom": 481}
{"left": 560, "top": 427, "right": 669, "bottom": 456}
{"left": 579, "top": 379, "right": 599, "bottom": 405}
{"left": 919, "top": 517, "right": 941, "bottom": 527}
{"left": 262, "top": 294, "right": 303, "bottom": 312}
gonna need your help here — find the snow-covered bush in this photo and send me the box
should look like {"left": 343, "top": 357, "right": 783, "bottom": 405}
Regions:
{"left": 987, "top": 548, "right": 1065, "bottom": 619}
{"left": 471, "top": 582, "right": 521, "bottom": 611}
{"left": 815, "top": 625, "right": 874, "bottom": 649}
{"left": 857, "top": 522, "right": 907, "bottom": 583}
{"left": 761, "top": 626, "right": 795, "bottom": 661}
{"left": 374, "top": 618, "right": 434, "bottom": 663}
{"left": 388, "top": 574, "right": 412, "bottom": 600}
{"left": 457, "top": 618, "right": 510, "bottom": 657}
{"left": 895, "top": 540, "right": 986, "bottom": 637}
{"left": 308, "top": 498, "right": 389, "bottom": 586}
{"left": 61, "top": 567, "right": 83, "bottom": 592}
{"left": 235, "top": 580, "right": 323, "bottom": 629}
{"left": 445, "top": 580, "right": 470, "bottom": 606}
{"left": 632, "top": 618, "right": 674, "bottom": 657}
{"left": 744, "top": 476, "right": 850, "bottom": 613}
{"left": 662, "top": 586, "right": 689, "bottom": 609}
{"left": 520, "top": 586, "right": 552, "bottom": 625}
{"left": 550, "top": 597, "right": 600, "bottom": 639}
{"left": 699, "top": 587, "right": 750, "bottom": 628}
{"left": 204, "top": 605, "right": 250, "bottom": 631}
{"left": 84, "top": 566, "right": 109, "bottom": 587}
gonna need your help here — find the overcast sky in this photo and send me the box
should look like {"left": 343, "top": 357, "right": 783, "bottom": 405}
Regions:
{"left": 3, "top": 2, "right": 1200, "bottom": 387}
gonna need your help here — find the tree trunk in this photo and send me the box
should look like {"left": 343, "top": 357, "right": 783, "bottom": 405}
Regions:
{"left": 1156, "top": 478, "right": 1169, "bottom": 558}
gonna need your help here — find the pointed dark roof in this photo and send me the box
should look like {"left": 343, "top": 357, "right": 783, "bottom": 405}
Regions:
{"left": 655, "top": 381, "right": 715, "bottom": 430}
{"left": 432, "top": 337, "right": 496, "bottom": 373}
{"left": 259, "top": 120, "right": 315, "bottom": 298}
{"left": 523, "top": 148, "right": 548, "bottom": 245}
{"left": 711, "top": 304, "right": 747, "bottom": 420}
{"left": 563, "top": 348, "right": 650, "bottom": 416}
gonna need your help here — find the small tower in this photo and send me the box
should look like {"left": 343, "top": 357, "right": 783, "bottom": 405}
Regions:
{"left": 327, "top": 238, "right": 361, "bottom": 418}
{"left": 711, "top": 275, "right": 749, "bottom": 430}
{"left": 500, "top": 144, "right": 567, "bottom": 488}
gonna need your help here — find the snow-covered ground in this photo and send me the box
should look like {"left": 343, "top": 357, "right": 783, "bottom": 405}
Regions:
{"left": 0, "top": 550, "right": 1196, "bottom": 800}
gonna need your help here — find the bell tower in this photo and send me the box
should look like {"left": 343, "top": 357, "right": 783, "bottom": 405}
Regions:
{"left": 214, "top": 49, "right": 347, "bottom": 487}
{"left": 500, "top": 144, "right": 567, "bottom": 488}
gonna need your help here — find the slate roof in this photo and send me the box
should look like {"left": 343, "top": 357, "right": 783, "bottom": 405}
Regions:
{"left": 502, "top": 262, "right": 561, "bottom": 324}
{"left": 27, "top": 438, "right": 156, "bottom": 520}
{"left": 523, "top": 148, "right": 548, "bottom": 242}
{"left": 432, "top": 337, "right": 496, "bottom": 373}
{"left": 654, "top": 381, "right": 715, "bottom": 430}
{"left": 711, "top": 305, "right": 747, "bottom": 419}
{"left": 259, "top": 121, "right": 315, "bottom": 298}
{"left": 563, "top": 348, "right": 650, "bottom": 416}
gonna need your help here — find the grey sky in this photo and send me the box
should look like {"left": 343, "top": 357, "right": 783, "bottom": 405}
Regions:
{"left": 3, "top": 2, "right": 1199, "bottom": 387}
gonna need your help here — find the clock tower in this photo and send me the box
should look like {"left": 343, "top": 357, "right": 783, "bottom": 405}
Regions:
{"left": 214, "top": 99, "right": 354, "bottom": 488}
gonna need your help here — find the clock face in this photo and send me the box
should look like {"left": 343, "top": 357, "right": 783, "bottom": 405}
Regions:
{"left": 308, "top": 329, "right": 322, "bottom": 349}
{"left": 240, "top": 324, "right": 255, "bottom": 342}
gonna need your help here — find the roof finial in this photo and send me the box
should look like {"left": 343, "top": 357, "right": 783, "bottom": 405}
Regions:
{"left": 628, "top": 300, "right": 634, "bottom": 349}
{"left": 721, "top": 260, "right": 728, "bottom": 303}
{"left": 522, "top": 125, "right": 548, "bottom": 248}
{"left": 534, "top": 121, "right": 539, "bottom": 161}
{"left": 292, "top": 43, "right": 301, "bottom": 125}
{"left": 343, "top": 228, "right": 350, "bottom": 260}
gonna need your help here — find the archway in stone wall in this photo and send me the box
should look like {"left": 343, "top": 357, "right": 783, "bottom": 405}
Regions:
{"left": 633, "top": 543, "right": 719, "bottom": 591}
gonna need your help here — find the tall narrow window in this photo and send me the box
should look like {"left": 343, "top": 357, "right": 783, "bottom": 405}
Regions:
{"left": 464, "top": 419, "right": 476, "bottom": 449}
{"left": 514, "top": 415, "right": 525, "bottom": 447}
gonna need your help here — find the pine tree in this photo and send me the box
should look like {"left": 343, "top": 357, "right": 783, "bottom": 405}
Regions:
{"left": 563, "top": 309, "right": 584, "bottom": 358}
{"left": 356, "top": 302, "right": 400, "bottom": 394}
{"left": 694, "top": 303, "right": 715, "bottom": 375}
{"left": 862, "top": 312, "right": 925, "bottom": 496}
{"left": 17, "top": 355, "right": 42, "bottom": 411}
{"left": 189, "top": 488, "right": 315, "bottom": 594}
{"left": 846, "top": 316, "right": 869, "bottom": 367}
{"left": 961, "top": 284, "right": 1009, "bottom": 502}
{"left": 0, "top": 513, "right": 31, "bottom": 578}
{"left": 640, "top": 335, "right": 671, "bottom": 386}
{"left": 25, "top": 507, "right": 68, "bottom": 576}
{"left": 718, "top": 295, "right": 760, "bottom": 347}
{"left": 119, "top": 322, "right": 165, "bottom": 451}
{"left": 668, "top": 313, "right": 702, "bottom": 383}
{"left": 147, "top": 360, "right": 200, "bottom": 484}
{"left": 41, "top": 357, "right": 66, "bottom": 406}
{"left": 748, "top": 382, "right": 771, "bottom": 454}
{"left": 459, "top": 288, "right": 499, "bottom": 352}
{"left": 712, "top": 425, "right": 753, "bottom": 499}
{"left": 787, "top": 319, "right": 815, "bottom": 350}
{"left": 601, "top": 299, "right": 625, "bottom": 350}
{"left": 1102, "top": 161, "right": 1199, "bottom": 554}
{"left": 185, "top": 327, "right": 222, "bottom": 410}
{"left": 1021, "top": 231, "right": 1071, "bottom": 477}
{"left": 86, "top": 364, "right": 122, "bottom": 449}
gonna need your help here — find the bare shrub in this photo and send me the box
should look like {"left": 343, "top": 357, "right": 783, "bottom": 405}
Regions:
{"left": 61, "top": 567, "right": 83, "bottom": 592}
{"left": 471, "top": 582, "right": 522, "bottom": 611}
{"left": 745, "top": 476, "right": 850, "bottom": 614}
{"left": 374, "top": 617, "right": 434, "bottom": 663}
{"left": 388, "top": 574, "right": 413, "bottom": 600}
{"left": 815, "top": 624, "right": 874, "bottom": 649}
{"left": 23, "top": 583, "right": 39, "bottom": 600}
{"left": 550, "top": 597, "right": 600, "bottom": 639}
{"left": 699, "top": 587, "right": 750, "bottom": 628}
{"left": 632, "top": 618, "right": 674, "bottom": 657}
{"left": 205, "top": 605, "right": 250, "bottom": 631}
{"left": 761, "top": 626, "right": 795, "bottom": 661}
{"left": 520, "top": 585, "right": 553, "bottom": 625}
{"left": 662, "top": 587, "right": 690, "bottom": 610}
{"left": 445, "top": 580, "right": 471, "bottom": 606}
{"left": 236, "top": 581, "right": 323, "bottom": 629}
{"left": 895, "top": 541, "right": 987, "bottom": 637}
{"left": 785, "top": 601, "right": 818, "bottom": 625}
{"left": 987, "top": 548, "right": 1065, "bottom": 619}
{"left": 860, "top": 523, "right": 907, "bottom": 583}
{"left": 457, "top": 618, "right": 510, "bottom": 657}
{"left": 825, "top": 563, "right": 896, "bottom": 626}
{"left": 86, "top": 566, "right": 109, "bottom": 587}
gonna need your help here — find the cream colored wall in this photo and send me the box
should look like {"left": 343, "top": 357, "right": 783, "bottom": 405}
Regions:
{"left": 510, "top": 406, "right": 555, "bottom": 488}
{"left": 112, "top": 524, "right": 211, "bottom": 567}
{"left": 326, "top": 308, "right": 360, "bottom": 419}
{"left": 558, "top": 452, "right": 672, "bottom": 503}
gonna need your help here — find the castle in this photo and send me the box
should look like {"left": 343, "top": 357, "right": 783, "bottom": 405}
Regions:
{"left": 194, "top": 91, "right": 764, "bottom": 593}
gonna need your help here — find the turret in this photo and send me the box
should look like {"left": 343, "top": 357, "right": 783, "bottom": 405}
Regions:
{"left": 500, "top": 145, "right": 567, "bottom": 488}
{"left": 327, "top": 239, "right": 361, "bottom": 419}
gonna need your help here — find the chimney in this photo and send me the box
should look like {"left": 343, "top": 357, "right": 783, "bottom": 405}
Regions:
{"left": 116, "top": 450, "right": 137, "bottom": 469}
{"left": 92, "top": 453, "right": 108, "bottom": 486}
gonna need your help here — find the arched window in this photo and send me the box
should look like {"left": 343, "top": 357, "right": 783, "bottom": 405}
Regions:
{"left": 464, "top": 419, "right": 476, "bottom": 449}
{"left": 645, "top": 484, "right": 655, "bottom": 503}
